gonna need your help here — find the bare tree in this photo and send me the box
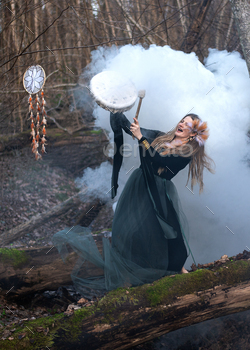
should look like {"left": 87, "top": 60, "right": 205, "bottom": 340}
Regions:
{"left": 230, "top": 0, "right": 250, "bottom": 75}
{"left": 180, "top": 0, "right": 212, "bottom": 53}
{"left": 0, "top": 0, "right": 244, "bottom": 135}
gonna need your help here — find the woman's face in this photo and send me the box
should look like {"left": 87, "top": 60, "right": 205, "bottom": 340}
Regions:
{"left": 175, "top": 116, "right": 196, "bottom": 139}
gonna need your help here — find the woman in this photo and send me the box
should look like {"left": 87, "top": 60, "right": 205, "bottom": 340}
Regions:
{"left": 110, "top": 112, "right": 214, "bottom": 277}
{"left": 52, "top": 113, "right": 214, "bottom": 295}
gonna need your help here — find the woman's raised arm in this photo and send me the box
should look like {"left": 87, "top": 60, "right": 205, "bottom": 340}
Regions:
{"left": 110, "top": 112, "right": 163, "bottom": 143}
{"left": 109, "top": 112, "right": 164, "bottom": 199}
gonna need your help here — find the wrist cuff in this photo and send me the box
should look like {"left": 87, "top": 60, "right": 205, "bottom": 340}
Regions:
{"left": 139, "top": 137, "right": 150, "bottom": 150}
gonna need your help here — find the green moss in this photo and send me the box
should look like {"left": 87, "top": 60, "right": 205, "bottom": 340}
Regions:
{"left": 90, "top": 129, "right": 102, "bottom": 135}
{"left": 145, "top": 260, "right": 250, "bottom": 307}
{"left": 1, "top": 260, "right": 249, "bottom": 349}
{"left": 92, "top": 228, "right": 112, "bottom": 235}
{"left": 82, "top": 129, "right": 102, "bottom": 135}
{"left": 0, "top": 312, "right": 64, "bottom": 349}
{"left": 94, "top": 287, "right": 142, "bottom": 325}
{"left": 62, "top": 306, "right": 96, "bottom": 340}
{"left": 0, "top": 306, "right": 98, "bottom": 349}
{"left": 0, "top": 248, "right": 29, "bottom": 268}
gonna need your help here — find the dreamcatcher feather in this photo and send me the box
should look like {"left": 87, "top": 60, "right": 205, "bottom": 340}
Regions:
{"left": 23, "top": 65, "right": 47, "bottom": 160}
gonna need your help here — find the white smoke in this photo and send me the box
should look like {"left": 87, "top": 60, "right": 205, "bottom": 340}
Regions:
{"left": 75, "top": 161, "right": 115, "bottom": 202}
{"left": 77, "top": 44, "right": 250, "bottom": 267}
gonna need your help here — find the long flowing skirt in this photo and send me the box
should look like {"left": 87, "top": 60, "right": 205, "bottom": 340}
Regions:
{"left": 52, "top": 168, "right": 190, "bottom": 296}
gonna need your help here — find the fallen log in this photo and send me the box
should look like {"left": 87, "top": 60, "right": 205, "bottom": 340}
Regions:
{"left": 0, "top": 126, "right": 97, "bottom": 153}
{"left": 0, "top": 188, "right": 87, "bottom": 246}
{"left": 0, "top": 234, "right": 104, "bottom": 299}
{"left": 0, "top": 259, "right": 250, "bottom": 349}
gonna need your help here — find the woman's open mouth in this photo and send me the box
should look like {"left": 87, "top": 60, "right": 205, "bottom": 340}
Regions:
{"left": 177, "top": 128, "right": 183, "bottom": 132}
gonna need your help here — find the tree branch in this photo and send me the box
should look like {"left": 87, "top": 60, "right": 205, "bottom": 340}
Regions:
{"left": 0, "top": 5, "right": 70, "bottom": 73}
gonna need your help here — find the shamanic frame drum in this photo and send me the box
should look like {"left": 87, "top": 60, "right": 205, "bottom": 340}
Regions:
{"left": 90, "top": 70, "right": 138, "bottom": 113}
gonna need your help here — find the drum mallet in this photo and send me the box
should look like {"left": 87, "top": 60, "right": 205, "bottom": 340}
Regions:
{"left": 132, "top": 89, "right": 145, "bottom": 139}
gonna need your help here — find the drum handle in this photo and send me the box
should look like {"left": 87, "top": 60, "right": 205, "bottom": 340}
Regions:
{"left": 135, "top": 98, "right": 142, "bottom": 120}
{"left": 132, "top": 90, "right": 145, "bottom": 140}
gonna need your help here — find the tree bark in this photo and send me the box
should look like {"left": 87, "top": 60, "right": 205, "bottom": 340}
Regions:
{"left": 103, "top": 0, "right": 117, "bottom": 44}
{"left": 0, "top": 126, "right": 98, "bottom": 152}
{"left": 34, "top": 0, "right": 40, "bottom": 60}
{"left": 58, "top": 280, "right": 250, "bottom": 350}
{"left": 224, "top": 10, "right": 234, "bottom": 49}
{"left": 229, "top": 0, "right": 250, "bottom": 75}
{"left": 180, "top": 0, "right": 212, "bottom": 53}
{"left": 0, "top": 236, "right": 104, "bottom": 299}
{"left": 177, "top": 0, "right": 187, "bottom": 35}
{"left": 1, "top": 259, "right": 250, "bottom": 349}
{"left": 215, "top": 0, "right": 228, "bottom": 50}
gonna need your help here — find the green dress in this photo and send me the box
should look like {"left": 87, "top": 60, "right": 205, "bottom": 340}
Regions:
{"left": 52, "top": 113, "right": 194, "bottom": 296}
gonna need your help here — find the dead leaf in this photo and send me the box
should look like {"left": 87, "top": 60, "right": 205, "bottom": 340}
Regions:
{"left": 43, "top": 327, "right": 49, "bottom": 336}
{"left": 36, "top": 327, "right": 44, "bottom": 333}
{"left": 18, "top": 333, "right": 26, "bottom": 340}
{"left": 77, "top": 298, "right": 88, "bottom": 305}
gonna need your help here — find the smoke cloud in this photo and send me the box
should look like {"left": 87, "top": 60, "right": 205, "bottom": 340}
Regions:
{"left": 76, "top": 44, "right": 250, "bottom": 267}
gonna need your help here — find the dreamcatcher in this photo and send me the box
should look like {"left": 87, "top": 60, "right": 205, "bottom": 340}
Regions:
{"left": 23, "top": 65, "right": 47, "bottom": 160}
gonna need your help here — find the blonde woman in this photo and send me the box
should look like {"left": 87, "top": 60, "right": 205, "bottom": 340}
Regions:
{"left": 53, "top": 113, "right": 214, "bottom": 293}
{"left": 110, "top": 112, "right": 214, "bottom": 278}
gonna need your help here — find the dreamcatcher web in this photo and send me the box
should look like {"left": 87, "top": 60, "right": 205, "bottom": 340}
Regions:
{"left": 23, "top": 65, "right": 46, "bottom": 95}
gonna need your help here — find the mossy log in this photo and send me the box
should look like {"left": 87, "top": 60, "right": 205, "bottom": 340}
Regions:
{"left": 0, "top": 126, "right": 97, "bottom": 153}
{"left": 0, "top": 236, "right": 104, "bottom": 299}
{"left": 0, "top": 259, "right": 250, "bottom": 349}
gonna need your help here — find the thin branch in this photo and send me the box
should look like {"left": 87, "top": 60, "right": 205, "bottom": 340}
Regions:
{"left": 0, "top": 83, "right": 78, "bottom": 94}
{"left": 113, "top": 0, "right": 154, "bottom": 44}
{"left": 0, "top": 5, "right": 70, "bottom": 72}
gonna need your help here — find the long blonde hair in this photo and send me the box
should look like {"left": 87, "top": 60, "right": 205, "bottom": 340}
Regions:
{"left": 150, "top": 114, "right": 215, "bottom": 193}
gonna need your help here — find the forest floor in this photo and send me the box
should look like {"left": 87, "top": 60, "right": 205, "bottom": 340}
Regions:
{"left": 0, "top": 128, "right": 250, "bottom": 348}
{"left": 0, "top": 126, "right": 111, "bottom": 249}
{"left": 0, "top": 127, "right": 114, "bottom": 340}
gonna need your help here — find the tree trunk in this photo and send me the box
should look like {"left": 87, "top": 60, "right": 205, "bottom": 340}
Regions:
{"left": 177, "top": 0, "right": 187, "bottom": 35}
{"left": 55, "top": 280, "right": 250, "bottom": 350}
{"left": 180, "top": 0, "right": 212, "bottom": 53}
{"left": 229, "top": 0, "right": 250, "bottom": 75}
{"left": 1, "top": 259, "right": 250, "bottom": 349}
{"left": 224, "top": 10, "right": 234, "bottom": 49}
{"left": 34, "top": 0, "right": 40, "bottom": 60}
{"left": 114, "top": 0, "right": 155, "bottom": 44}
{"left": 103, "top": 0, "right": 117, "bottom": 44}
{"left": 215, "top": 0, "right": 228, "bottom": 50}
{"left": 0, "top": 236, "right": 104, "bottom": 300}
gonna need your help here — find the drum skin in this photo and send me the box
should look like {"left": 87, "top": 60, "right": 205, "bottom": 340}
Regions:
{"left": 90, "top": 71, "right": 138, "bottom": 113}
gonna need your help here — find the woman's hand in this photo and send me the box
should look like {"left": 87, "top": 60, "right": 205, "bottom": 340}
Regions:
{"left": 130, "top": 117, "right": 143, "bottom": 140}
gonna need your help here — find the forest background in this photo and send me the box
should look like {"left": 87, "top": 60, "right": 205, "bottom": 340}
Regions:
{"left": 1, "top": 2, "right": 250, "bottom": 347}
{"left": 0, "top": 0, "right": 247, "bottom": 136}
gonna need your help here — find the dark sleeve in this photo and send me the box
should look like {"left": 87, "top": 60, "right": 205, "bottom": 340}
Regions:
{"left": 138, "top": 136, "right": 191, "bottom": 177}
{"left": 110, "top": 112, "right": 163, "bottom": 143}
{"left": 110, "top": 112, "right": 164, "bottom": 199}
